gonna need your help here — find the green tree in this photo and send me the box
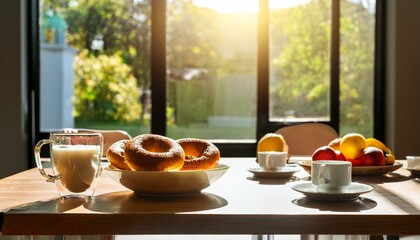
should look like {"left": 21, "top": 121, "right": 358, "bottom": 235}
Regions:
{"left": 270, "top": 0, "right": 374, "bottom": 136}
{"left": 42, "top": 0, "right": 151, "bottom": 88}
{"left": 65, "top": 0, "right": 151, "bottom": 89}
{"left": 41, "top": 0, "right": 150, "bottom": 121}
{"left": 167, "top": 0, "right": 221, "bottom": 71}
{"left": 74, "top": 50, "right": 141, "bottom": 122}
{"left": 339, "top": 1, "right": 375, "bottom": 136}
{"left": 270, "top": 0, "right": 330, "bottom": 118}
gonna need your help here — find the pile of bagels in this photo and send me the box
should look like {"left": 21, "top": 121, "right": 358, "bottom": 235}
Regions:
{"left": 106, "top": 134, "right": 220, "bottom": 171}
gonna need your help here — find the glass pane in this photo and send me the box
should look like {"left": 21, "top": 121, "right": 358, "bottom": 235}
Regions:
{"left": 39, "top": 0, "right": 151, "bottom": 137}
{"left": 166, "top": 0, "right": 258, "bottom": 140}
{"left": 269, "top": 0, "right": 331, "bottom": 122}
{"left": 339, "top": 0, "right": 375, "bottom": 137}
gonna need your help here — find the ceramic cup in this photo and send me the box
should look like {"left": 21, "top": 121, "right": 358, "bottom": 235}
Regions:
{"left": 34, "top": 133, "right": 103, "bottom": 198}
{"left": 257, "top": 151, "right": 288, "bottom": 170}
{"left": 406, "top": 156, "right": 420, "bottom": 170}
{"left": 311, "top": 160, "right": 352, "bottom": 192}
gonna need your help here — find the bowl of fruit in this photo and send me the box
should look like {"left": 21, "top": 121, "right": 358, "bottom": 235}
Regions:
{"left": 298, "top": 133, "right": 402, "bottom": 175}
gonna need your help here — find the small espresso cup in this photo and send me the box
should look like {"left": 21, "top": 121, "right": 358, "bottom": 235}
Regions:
{"left": 34, "top": 133, "right": 103, "bottom": 198}
{"left": 406, "top": 156, "right": 420, "bottom": 170}
{"left": 311, "top": 160, "right": 352, "bottom": 192}
{"left": 257, "top": 151, "right": 288, "bottom": 170}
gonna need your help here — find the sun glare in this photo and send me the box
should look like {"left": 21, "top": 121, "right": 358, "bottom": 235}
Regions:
{"left": 193, "top": 0, "right": 311, "bottom": 13}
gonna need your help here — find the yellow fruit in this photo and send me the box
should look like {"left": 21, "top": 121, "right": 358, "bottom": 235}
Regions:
{"left": 385, "top": 153, "right": 395, "bottom": 165}
{"left": 340, "top": 133, "right": 367, "bottom": 160}
{"left": 366, "top": 138, "right": 391, "bottom": 155}
{"left": 257, "top": 133, "right": 289, "bottom": 153}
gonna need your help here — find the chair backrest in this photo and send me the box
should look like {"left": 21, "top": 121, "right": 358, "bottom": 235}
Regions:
{"left": 275, "top": 123, "right": 339, "bottom": 156}
{"left": 66, "top": 128, "right": 132, "bottom": 157}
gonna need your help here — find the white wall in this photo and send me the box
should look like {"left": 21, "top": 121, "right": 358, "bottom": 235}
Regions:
{"left": 40, "top": 44, "right": 75, "bottom": 130}
{"left": 0, "top": 0, "right": 29, "bottom": 178}
{"left": 386, "top": 0, "right": 420, "bottom": 159}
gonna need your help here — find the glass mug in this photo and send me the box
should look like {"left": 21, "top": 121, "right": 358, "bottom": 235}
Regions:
{"left": 34, "top": 133, "right": 103, "bottom": 198}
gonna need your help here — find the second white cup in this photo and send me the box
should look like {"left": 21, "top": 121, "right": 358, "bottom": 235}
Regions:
{"left": 406, "top": 156, "right": 420, "bottom": 170}
{"left": 312, "top": 160, "right": 352, "bottom": 192}
{"left": 257, "top": 151, "right": 288, "bottom": 170}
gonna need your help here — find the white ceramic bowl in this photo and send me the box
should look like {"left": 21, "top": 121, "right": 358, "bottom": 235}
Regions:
{"left": 104, "top": 163, "right": 229, "bottom": 196}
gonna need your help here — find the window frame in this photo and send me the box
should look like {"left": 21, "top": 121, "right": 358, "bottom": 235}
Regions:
{"left": 29, "top": 0, "right": 386, "bottom": 161}
{"left": 258, "top": 0, "right": 340, "bottom": 139}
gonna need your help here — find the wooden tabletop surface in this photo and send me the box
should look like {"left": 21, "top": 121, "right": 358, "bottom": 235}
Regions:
{"left": 0, "top": 158, "right": 419, "bottom": 236}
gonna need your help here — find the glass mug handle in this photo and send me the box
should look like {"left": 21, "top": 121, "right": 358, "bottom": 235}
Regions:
{"left": 34, "top": 139, "right": 59, "bottom": 181}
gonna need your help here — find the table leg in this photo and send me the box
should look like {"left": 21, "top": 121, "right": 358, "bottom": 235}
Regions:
{"left": 251, "top": 235, "right": 274, "bottom": 240}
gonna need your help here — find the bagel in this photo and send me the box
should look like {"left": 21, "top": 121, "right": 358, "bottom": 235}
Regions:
{"left": 176, "top": 138, "right": 220, "bottom": 170}
{"left": 106, "top": 139, "right": 131, "bottom": 170}
{"left": 124, "top": 134, "right": 185, "bottom": 171}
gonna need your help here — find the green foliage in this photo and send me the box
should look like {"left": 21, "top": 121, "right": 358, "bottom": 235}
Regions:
{"left": 167, "top": 0, "right": 221, "bottom": 71}
{"left": 270, "top": 0, "right": 374, "bottom": 136}
{"left": 270, "top": 0, "right": 330, "bottom": 118}
{"left": 73, "top": 50, "right": 141, "bottom": 122}
{"left": 339, "top": 1, "right": 375, "bottom": 136}
{"left": 45, "top": 0, "right": 151, "bottom": 88}
{"left": 42, "top": 0, "right": 375, "bottom": 138}
{"left": 168, "top": 80, "right": 213, "bottom": 126}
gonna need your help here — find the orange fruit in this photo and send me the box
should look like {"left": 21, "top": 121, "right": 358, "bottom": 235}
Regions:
{"left": 257, "top": 133, "right": 289, "bottom": 153}
{"left": 339, "top": 133, "right": 367, "bottom": 160}
{"left": 328, "top": 138, "right": 341, "bottom": 151}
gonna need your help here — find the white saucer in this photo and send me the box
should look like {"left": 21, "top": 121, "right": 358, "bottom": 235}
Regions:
{"left": 406, "top": 168, "right": 420, "bottom": 177}
{"left": 292, "top": 182, "right": 373, "bottom": 201}
{"left": 248, "top": 166, "right": 300, "bottom": 179}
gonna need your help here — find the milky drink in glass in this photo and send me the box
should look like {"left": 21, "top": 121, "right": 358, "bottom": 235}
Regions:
{"left": 34, "top": 133, "right": 103, "bottom": 198}
{"left": 52, "top": 144, "right": 101, "bottom": 193}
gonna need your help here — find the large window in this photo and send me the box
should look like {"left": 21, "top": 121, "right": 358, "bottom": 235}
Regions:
{"left": 33, "top": 0, "right": 383, "bottom": 157}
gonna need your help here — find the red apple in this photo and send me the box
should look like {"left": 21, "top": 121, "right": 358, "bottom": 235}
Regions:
{"left": 312, "top": 146, "right": 337, "bottom": 161}
{"left": 346, "top": 158, "right": 362, "bottom": 166}
{"left": 359, "top": 146, "right": 386, "bottom": 166}
{"left": 335, "top": 150, "right": 346, "bottom": 161}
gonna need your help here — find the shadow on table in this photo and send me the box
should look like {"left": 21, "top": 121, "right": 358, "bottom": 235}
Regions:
{"left": 85, "top": 191, "right": 228, "bottom": 213}
{"left": 292, "top": 197, "right": 377, "bottom": 212}
{"left": 247, "top": 176, "right": 300, "bottom": 185}
{"left": 354, "top": 173, "right": 411, "bottom": 184}
{"left": 5, "top": 191, "right": 228, "bottom": 214}
{"left": 6, "top": 197, "right": 86, "bottom": 213}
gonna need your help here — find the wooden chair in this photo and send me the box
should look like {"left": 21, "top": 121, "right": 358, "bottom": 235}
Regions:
{"left": 275, "top": 123, "right": 339, "bottom": 156}
{"left": 63, "top": 128, "right": 132, "bottom": 157}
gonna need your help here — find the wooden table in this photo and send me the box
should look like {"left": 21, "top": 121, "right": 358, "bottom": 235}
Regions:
{"left": 0, "top": 158, "right": 419, "bottom": 236}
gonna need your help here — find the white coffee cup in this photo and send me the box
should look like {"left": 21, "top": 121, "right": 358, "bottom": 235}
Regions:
{"left": 406, "top": 156, "right": 420, "bottom": 170}
{"left": 34, "top": 133, "right": 103, "bottom": 198}
{"left": 311, "top": 160, "right": 352, "bottom": 192}
{"left": 257, "top": 151, "right": 288, "bottom": 170}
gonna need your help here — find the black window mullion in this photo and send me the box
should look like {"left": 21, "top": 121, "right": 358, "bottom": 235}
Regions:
{"left": 30, "top": 0, "right": 43, "bottom": 167}
{"left": 373, "top": 0, "right": 386, "bottom": 142}
{"left": 151, "top": 0, "right": 167, "bottom": 136}
{"left": 330, "top": 0, "right": 340, "bottom": 133}
{"left": 257, "top": 0, "right": 270, "bottom": 140}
